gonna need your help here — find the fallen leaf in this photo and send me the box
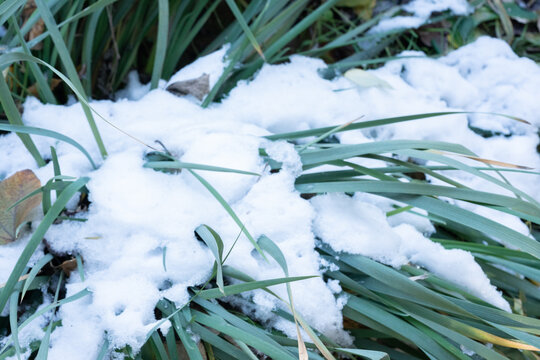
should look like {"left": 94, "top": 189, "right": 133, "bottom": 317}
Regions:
{"left": 0, "top": 170, "right": 42, "bottom": 245}
{"left": 166, "top": 73, "right": 210, "bottom": 101}
{"left": 57, "top": 258, "right": 77, "bottom": 275}
{"left": 22, "top": 0, "right": 44, "bottom": 50}
{"left": 27, "top": 78, "right": 62, "bottom": 98}
{"left": 28, "top": 19, "right": 45, "bottom": 50}
{"left": 344, "top": 68, "right": 392, "bottom": 90}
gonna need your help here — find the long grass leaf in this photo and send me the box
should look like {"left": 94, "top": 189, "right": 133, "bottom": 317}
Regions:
{"left": 224, "top": 0, "right": 265, "bottom": 60}
{"left": 187, "top": 169, "right": 265, "bottom": 259}
{"left": 191, "top": 310, "right": 297, "bottom": 360}
{"left": 0, "top": 72, "right": 45, "bottom": 166}
{"left": 266, "top": 112, "right": 527, "bottom": 141}
{"left": 150, "top": 0, "right": 169, "bottom": 89}
{"left": 144, "top": 161, "right": 259, "bottom": 176}
{"left": 195, "top": 225, "right": 225, "bottom": 294}
{"left": 34, "top": 0, "right": 107, "bottom": 157}
{"left": 20, "top": 253, "right": 53, "bottom": 301}
{"left": 198, "top": 275, "right": 316, "bottom": 299}
{"left": 0, "top": 124, "right": 96, "bottom": 169}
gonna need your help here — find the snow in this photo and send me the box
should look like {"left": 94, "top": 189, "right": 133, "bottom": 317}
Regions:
{"left": 0, "top": 35, "right": 539, "bottom": 357}
{"left": 371, "top": 0, "right": 471, "bottom": 33}
{"left": 312, "top": 193, "right": 510, "bottom": 311}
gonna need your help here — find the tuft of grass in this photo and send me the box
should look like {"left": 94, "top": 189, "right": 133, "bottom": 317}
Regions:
{"left": 1, "top": 1, "right": 540, "bottom": 359}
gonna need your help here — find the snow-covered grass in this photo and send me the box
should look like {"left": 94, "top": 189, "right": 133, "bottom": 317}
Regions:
{"left": 1, "top": 1, "right": 540, "bottom": 360}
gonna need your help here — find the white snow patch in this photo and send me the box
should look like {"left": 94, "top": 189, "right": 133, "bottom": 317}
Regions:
{"left": 312, "top": 194, "right": 510, "bottom": 311}
{"left": 371, "top": 0, "right": 471, "bottom": 33}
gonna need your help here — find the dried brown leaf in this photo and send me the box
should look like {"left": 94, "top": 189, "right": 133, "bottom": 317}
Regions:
{"left": 57, "top": 258, "right": 78, "bottom": 275}
{"left": 0, "top": 170, "right": 42, "bottom": 245}
{"left": 429, "top": 150, "right": 533, "bottom": 169}
{"left": 166, "top": 74, "right": 210, "bottom": 101}
{"left": 21, "top": 0, "right": 44, "bottom": 50}
{"left": 27, "top": 78, "right": 62, "bottom": 98}
{"left": 29, "top": 19, "right": 45, "bottom": 50}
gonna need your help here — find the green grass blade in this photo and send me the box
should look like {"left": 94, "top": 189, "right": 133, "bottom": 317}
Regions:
{"left": 35, "top": 271, "right": 63, "bottom": 360}
{"left": 392, "top": 195, "right": 540, "bottom": 259}
{"left": 82, "top": 7, "right": 105, "bottom": 95}
{"left": 0, "top": 72, "right": 45, "bottom": 167}
{"left": 344, "top": 296, "right": 456, "bottom": 360}
{"left": 164, "top": 328, "right": 179, "bottom": 360}
{"left": 299, "top": 140, "right": 474, "bottom": 166}
{"left": 191, "top": 322, "right": 246, "bottom": 359}
{"left": 34, "top": 321, "right": 53, "bottom": 360}
{"left": 295, "top": 180, "right": 539, "bottom": 217}
{"left": 150, "top": 331, "right": 170, "bottom": 360}
{"left": 144, "top": 161, "right": 259, "bottom": 176}
{"left": 224, "top": 0, "right": 265, "bottom": 60}
{"left": 394, "top": 148, "right": 540, "bottom": 207}
{"left": 265, "top": 112, "right": 526, "bottom": 141}
{"left": 34, "top": 0, "right": 107, "bottom": 158}
{"left": 0, "top": 0, "right": 25, "bottom": 28}
{"left": 187, "top": 169, "right": 265, "bottom": 259}
{"left": 323, "top": 247, "right": 471, "bottom": 316}
{"left": 171, "top": 313, "right": 204, "bottom": 360}
{"left": 191, "top": 310, "right": 297, "bottom": 360}
{"left": 0, "top": 289, "right": 91, "bottom": 354}
{"left": 0, "top": 124, "right": 96, "bottom": 169}
{"left": 263, "top": 0, "right": 339, "bottom": 61}
{"left": 21, "top": 253, "right": 53, "bottom": 301}
{"left": 150, "top": 0, "right": 169, "bottom": 89}
{"left": 9, "top": 17, "right": 57, "bottom": 104}
{"left": 9, "top": 289, "right": 21, "bottom": 360}
{"left": 197, "top": 275, "right": 316, "bottom": 299}
{"left": 335, "top": 348, "right": 390, "bottom": 360}
{"left": 19, "top": 0, "right": 118, "bottom": 51}
{"left": 195, "top": 225, "right": 225, "bottom": 294}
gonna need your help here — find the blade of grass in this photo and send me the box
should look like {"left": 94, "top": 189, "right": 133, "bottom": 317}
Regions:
{"left": 266, "top": 111, "right": 529, "bottom": 141}
{"left": 0, "top": 288, "right": 91, "bottom": 354}
{"left": 20, "top": 253, "right": 53, "bottom": 301}
{"left": 190, "top": 310, "right": 297, "bottom": 360}
{"left": 150, "top": 0, "right": 168, "bottom": 89}
{"left": 8, "top": 17, "right": 57, "bottom": 104}
{"left": 187, "top": 169, "right": 265, "bottom": 259}
{"left": 35, "top": 272, "right": 63, "bottom": 360}
{"left": 9, "top": 288, "right": 22, "bottom": 360}
{"left": 34, "top": 0, "right": 107, "bottom": 158}
{"left": 0, "top": 72, "right": 45, "bottom": 166}
{"left": 195, "top": 225, "right": 225, "bottom": 294}
{"left": 258, "top": 236, "right": 332, "bottom": 360}
{"left": 224, "top": 0, "right": 265, "bottom": 61}
{"left": 197, "top": 275, "right": 316, "bottom": 299}
{"left": 144, "top": 161, "right": 260, "bottom": 176}
{"left": 0, "top": 124, "right": 96, "bottom": 169}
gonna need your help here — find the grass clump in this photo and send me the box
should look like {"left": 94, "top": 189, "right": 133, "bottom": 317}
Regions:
{"left": 1, "top": 1, "right": 540, "bottom": 359}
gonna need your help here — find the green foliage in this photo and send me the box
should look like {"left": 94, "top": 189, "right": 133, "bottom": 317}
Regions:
{"left": 0, "top": 1, "right": 539, "bottom": 359}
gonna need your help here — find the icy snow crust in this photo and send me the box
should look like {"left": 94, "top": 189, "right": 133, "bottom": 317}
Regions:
{"left": 1, "top": 37, "right": 539, "bottom": 357}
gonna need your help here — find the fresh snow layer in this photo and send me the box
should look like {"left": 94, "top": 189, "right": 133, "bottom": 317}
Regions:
{"left": 371, "top": 0, "right": 471, "bottom": 33}
{"left": 1, "top": 37, "right": 539, "bottom": 357}
{"left": 311, "top": 194, "right": 510, "bottom": 311}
